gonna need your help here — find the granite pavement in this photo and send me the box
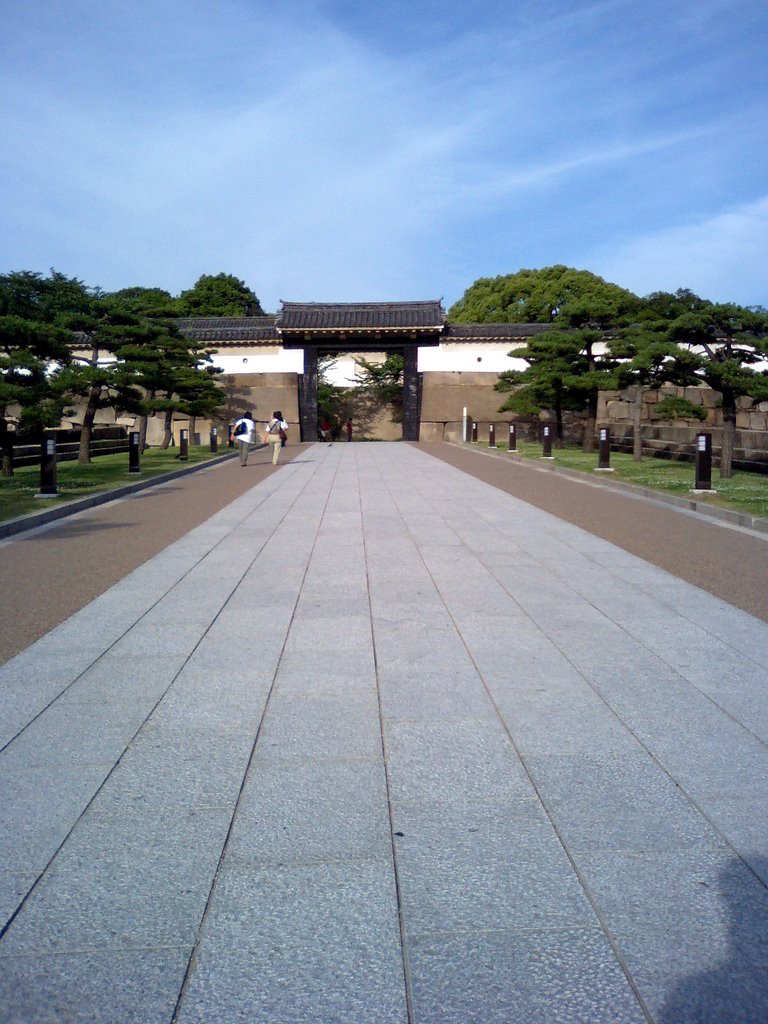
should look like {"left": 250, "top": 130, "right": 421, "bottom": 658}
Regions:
{"left": 1, "top": 441, "right": 768, "bottom": 1023}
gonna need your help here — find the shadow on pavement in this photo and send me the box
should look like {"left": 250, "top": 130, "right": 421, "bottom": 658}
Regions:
{"left": 658, "top": 855, "right": 768, "bottom": 1023}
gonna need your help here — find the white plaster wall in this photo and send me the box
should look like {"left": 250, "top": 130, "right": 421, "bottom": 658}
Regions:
{"left": 418, "top": 342, "right": 528, "bottom": 373}
{"left": 213, "top": 347, "right": 305, "bottom": 374}
{"left": 321, "top": 353, "right": 386, "bottom": 388}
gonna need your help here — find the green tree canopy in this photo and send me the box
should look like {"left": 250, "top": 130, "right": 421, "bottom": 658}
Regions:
{"left": 637, "top": 288, "right": 709, "bottom": 321}
{"left": 495, "top": 332, "right": 587, "bottom": 442}
{"left": 496, "top": 329, "right": 620, "bottom": 450}
{"left": 448, "top": 265, "right": 643, "bottom": 327}
{"left": 353, "top": 354, "right": 405, "bottom": 423}
{"left": 114, "top": 323, "right": 222, "bottom": 449}
{"left": 0, "top": 269, "right": 95, "bottom": 324}
{"left": 0, "top": 271, "right": 88, "bottom": 474}
{"left": 176, "top": 273, "right": 264, "bottom": 317}
{"left": 664, "top": 303, "right": 768, "bottom": 477}
{"left": 52, "top": 299, "right": 157, "bottom": 462}
{"left": 104, "top": 286, "right": 178, "bottom": 318}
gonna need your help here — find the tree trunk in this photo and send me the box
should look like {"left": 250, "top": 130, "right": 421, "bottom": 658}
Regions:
{"left": 78, "top": 387, "right": 101, "bottom": 464}
{"left": 0, "top": 416, "right": 13, "bottom": 478}
{"left": 555, "top": 398, "right": 564, "bottom": 447}
{"left": 161, "top": 409, "right": 174, "bottom": 449}
{"left": 138, "top": 390, "right": 154, "bottom": 451}
{"left": 632, "top": 386, "right": 643, "bottom": 462}
{"left": 188, "top": 415, "right": 197, "bottom": 445}
{"left": 582, "top": 390, "right": 598, "bottom": 452}
{"left": 719, "top": 390, "right": 736, "bottom": 479}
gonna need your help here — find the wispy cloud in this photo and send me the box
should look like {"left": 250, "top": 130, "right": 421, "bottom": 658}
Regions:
{"left": 1, "top": 0, "right": 766, "bottom": 308}
{"left": 588, "top": 196, "right": 768, "bottom": 305}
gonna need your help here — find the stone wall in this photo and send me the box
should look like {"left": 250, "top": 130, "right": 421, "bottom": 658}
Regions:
{"left": 419, "top": 371, "right": 586, "bottom": 444}
{"left": 598, "top": 386, "right": 768, "bottom": 471}
{"left": 420, "top": 376, "right": 768, "bottom": 469}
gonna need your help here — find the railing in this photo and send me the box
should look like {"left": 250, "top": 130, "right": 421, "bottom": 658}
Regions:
{"left": 10, "top": 437, "right": 130, "bottom": 468}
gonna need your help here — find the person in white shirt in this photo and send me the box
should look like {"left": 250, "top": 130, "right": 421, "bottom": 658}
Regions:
{"left": 230, "top": 411, "right": 256, "bottom": 466}
{"left": 264, "top": 410, "right": 288, "bottom": 465}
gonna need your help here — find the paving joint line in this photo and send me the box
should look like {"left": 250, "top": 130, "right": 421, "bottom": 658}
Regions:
{"left": 413, "top": 454, "right": 768, "bottom": 917}
{"left": 0, "top": 459, "right": 321, "bottom": 948}
{"left": 360, "top": 447, "right": 416, "bottom": 1024}
{"left": 384, "top": 450, "right": 658, "bottom": 1023}
{"left": 170, "top": 446, "right": 341, "bottom": 1022}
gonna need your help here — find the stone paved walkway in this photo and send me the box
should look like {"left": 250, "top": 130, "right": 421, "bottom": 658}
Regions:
{"left": 1, "top": 442, "right": 768, "bottom": 1023}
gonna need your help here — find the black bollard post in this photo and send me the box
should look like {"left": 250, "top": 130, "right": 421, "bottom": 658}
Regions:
{"left": 210, "top": 427, "right": 218, "bottom": 453}
{"left": 693, "top": 432, "right": 715, "bottom": 492}
{"left": 541, "top": 425, "right": 553, "bottom": 459}
{"left": 128, "top": 431, "right": 141, "bottom": 474}
{"left": 179, "top": 429, "right": 189, "bottom": 462}
{"left": 508, "top": 423, "right": 518, "bottom": 453}
{"left": 488, "top": 423, "right": 496, "bottom": 448}
{"left": 595, "top": 427, "right": 613, "bottom": 472}
{"left": 471, "top": 421, "right": 478, "bottom": 443}
{"left": 38, "top": 433, "right": 58, "bottom": 496}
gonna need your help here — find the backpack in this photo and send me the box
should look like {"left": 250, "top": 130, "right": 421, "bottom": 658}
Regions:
{"left": 234, "top": 420, "right": 247, "bottom": 436}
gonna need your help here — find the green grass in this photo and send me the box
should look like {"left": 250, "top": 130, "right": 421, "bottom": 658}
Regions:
{"left": 477, "top": 440, "right": 768, "bottom": 520}
{"left": 0, "top": 446, "right": 232, "bottom": 524}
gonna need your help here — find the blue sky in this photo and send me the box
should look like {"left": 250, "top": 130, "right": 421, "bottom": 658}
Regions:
{"left": 2, "top": 0, "right": 767, "bottom": 312}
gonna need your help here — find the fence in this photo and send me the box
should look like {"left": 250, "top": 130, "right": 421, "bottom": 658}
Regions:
{"left": 9, "top": 428, "right": 129, "bottom": 468}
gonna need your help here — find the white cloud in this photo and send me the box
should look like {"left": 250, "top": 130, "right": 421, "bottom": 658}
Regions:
{"left": 588, "top": 196, "right": 768, "bottom": 305}
{"left": 1, "top": 0, "right": 767, "bottom": 310}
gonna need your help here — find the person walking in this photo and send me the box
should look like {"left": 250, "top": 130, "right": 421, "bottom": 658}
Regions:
{"left": 345, "top": 418, "right": 353, "bottom": 442}
{"left": 264, "top": 410, "right": 288, "bottom": 465}
{"left": 230, "top": 411, "right": 256, "bottom": 466}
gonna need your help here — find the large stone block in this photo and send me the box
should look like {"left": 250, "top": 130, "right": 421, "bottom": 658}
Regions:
{"left": 606, "top": 402, "right": 629, "bottom": 420}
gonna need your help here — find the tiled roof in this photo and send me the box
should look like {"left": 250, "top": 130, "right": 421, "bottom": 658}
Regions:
{"left": 278, "top": 301, "right": 445, "bottom": 331}
{"left": 174, "top": 313, "right": 556, "bottom": 345}
{"left": 443, "top": 323, "right": 553, "bottom": 341}
{"left": 177, "top": 317, "right": 279, "bottom": 344}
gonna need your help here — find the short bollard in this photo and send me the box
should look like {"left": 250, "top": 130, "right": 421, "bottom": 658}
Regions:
{"left": 541, "top": 425, "right": 553, "bottom": 459}
{"left": 508, "top": 423, "right": 518, "bottom": 453}
{"left": 471, "top": 421, "right": 478, "bottom": 443}
{"left": 210, "top": 427, "right": 218, "bottom": 453}
{"left": 595, "top": 427, "right": 613, "bottom": 472}
{"left": 37, "top": 434, "right": 58, "bottom": 497}
{"left": 128, "top": 431, "right": 141, "bottom": 474}
{"left": 693, "top": 432, "right": 715, "bottom": 492}
{"left": 179, "top": 429, "right": 189, "bottom": 462}
{"left": 489, "top": 423, "right": 496, "bottom": 448}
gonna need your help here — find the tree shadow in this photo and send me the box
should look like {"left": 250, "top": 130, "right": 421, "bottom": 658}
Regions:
{"left": 657, "top": 854, "right": 768, "bottom": 1023}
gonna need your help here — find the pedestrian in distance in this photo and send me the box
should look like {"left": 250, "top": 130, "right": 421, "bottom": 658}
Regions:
{"left": 346, "top": 418, "right": 353, "bottom": 442}
{"left": 230, "top": 411, "right": 256, "bottom": 466}
{"left": 264, "top": 410, "right": 288, "bottom": 465}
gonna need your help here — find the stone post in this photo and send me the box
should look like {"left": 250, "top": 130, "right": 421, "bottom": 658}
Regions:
{"left": 37, "top": 433, "right": 58, "bottom": 497}
{"left": 128, "top": 431, "right": 141, "bottom": 474}
{"left": 693, "top": 432, "right": 715, "bottom": 492}
{"left": 595, "top": 427, "right": 613, "bottom": 472}
{"left": 541, "top": 425, "right": 553, "bottom": 459}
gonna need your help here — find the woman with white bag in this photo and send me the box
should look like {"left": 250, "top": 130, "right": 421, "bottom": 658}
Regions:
{"left": 263, "top": 410, "right": 288, "bottom": 465}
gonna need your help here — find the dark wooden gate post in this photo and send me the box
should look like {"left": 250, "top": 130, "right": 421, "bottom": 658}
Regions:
{"left": 402, "top": 345, "right": 420, "bottom": 441}
{"left": 298, "top": 346, "right": 318, "bottom": 442}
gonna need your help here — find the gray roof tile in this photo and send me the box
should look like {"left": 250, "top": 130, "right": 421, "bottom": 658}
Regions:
{"left": 278, "top": 301, "right": 444, "bottom": 331}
